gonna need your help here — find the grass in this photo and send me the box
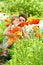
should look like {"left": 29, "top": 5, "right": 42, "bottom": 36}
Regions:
{"left": 0, "top": 21, "right": 6, "bottom": 43}
{"left": 4, "top": 38, "right": 43, "bottom": 65}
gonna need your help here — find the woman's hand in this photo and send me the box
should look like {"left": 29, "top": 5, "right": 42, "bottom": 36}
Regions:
{"left": 21, "top": 27, "right": 30, "bottom": 40}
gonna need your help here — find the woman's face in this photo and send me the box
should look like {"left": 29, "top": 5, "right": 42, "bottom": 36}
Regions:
{"left": 19, "top": 17, "right": 25, "bottom": 23}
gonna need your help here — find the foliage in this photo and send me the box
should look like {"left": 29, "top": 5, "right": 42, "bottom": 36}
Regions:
{"left": 0, "top": 21, "right": 6, "bottom": 43}
{"left": 4, "top": 38, "right": 43, "bottom": 65}
{"left": 0, "top": 0, "right": 43, "bottom": 16}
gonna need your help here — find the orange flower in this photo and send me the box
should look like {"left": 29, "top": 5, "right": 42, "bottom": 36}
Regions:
{"left": 19, "top": 22, "right": 26, "bottom": 27}
{"left": 15, "top": 31, "right": 22, "bottom": 37}
{"left": 6, "top": 24, "right": 10, "bottom": 27}
{"left": 29, "top": 19, "right": 40, "bottom": 24}
{"left": 29, "top": 20, "right": 33, "bottom": 24}
{"left": 10, "top": 13, "right": 13, "bottom": 16}
{"left": 34, "top": 33, "right": 41, "bottom": 38}
{"left": 25, "top": 22, "right": 29, "bottom": 25}
{"left": 4, "top": 19, "right": 10, "bottom": 22}
{"left": 33, "top": 26, "right": 39, "bottom": 31}
{"left": 19, "top": 22, "right": 30, "bottom": 27}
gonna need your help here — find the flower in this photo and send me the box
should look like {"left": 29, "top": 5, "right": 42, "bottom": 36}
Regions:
{"left": 19, "top": 22, "right": 29, "bottom": 27}
{"left": 6, "top": 24, "right": 10, "bottom": 27}
{"left": 33, "top": 26, "right": 39, "bottom": 31}
{"left": 29, "top": 19, "right": 40, "bottom": 24}
{"left": 15, "top": 31, "right": 22, "bottom": 37}
{"left": 10, "top": 13, "right": 13, "bottom": 16}
{"left": 25, "top": 22, "right": 29, "bottom": 25}
{"left": 4, "top": 19, "right": 10, "bottom": 22}
{"left": 19, "top": 22, "right": 26, "bottom": 27}
{"left": 34, "top": 33, "right": 41, "bottom": 38}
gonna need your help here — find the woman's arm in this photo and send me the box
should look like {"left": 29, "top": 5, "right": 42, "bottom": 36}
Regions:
{"left": 21, "top": 27, "right": 30, "bottom": 39}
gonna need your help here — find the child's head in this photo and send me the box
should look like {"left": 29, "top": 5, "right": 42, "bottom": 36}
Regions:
{"left": 11, "top": 16, "right": 19, "bottom": 26}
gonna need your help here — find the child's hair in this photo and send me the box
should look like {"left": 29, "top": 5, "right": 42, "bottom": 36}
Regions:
{"left": 19, "top": 14, "right": 27, "bottom": 21}
{"left": 11, "top": 15, "right": 18, "bottom": 23}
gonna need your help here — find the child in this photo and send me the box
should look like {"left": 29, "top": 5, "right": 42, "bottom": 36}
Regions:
{"left": 2, "top": 16, "right": 23, "bottom": 56}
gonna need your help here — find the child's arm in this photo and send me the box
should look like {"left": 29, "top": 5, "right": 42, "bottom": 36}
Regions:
{"left": 3, "top": 24, "right": 15, "bottom": 37}
{"left": 21, "top": 27, "right": 30, "bottom": 39}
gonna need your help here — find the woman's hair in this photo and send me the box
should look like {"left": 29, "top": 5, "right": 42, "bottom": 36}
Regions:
{"left": 19, "top": 14, "right": 27, "bottom": 21}
{"left": 11, "top": 15, "right": 18, "bottom": 23}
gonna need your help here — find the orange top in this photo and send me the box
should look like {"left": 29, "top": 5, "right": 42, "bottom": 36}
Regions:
{"left": 10, "top": 27, "right": 20, "bottom": 33}
{"left": 7, "top": 27, "right": 22, "bottom": 45}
